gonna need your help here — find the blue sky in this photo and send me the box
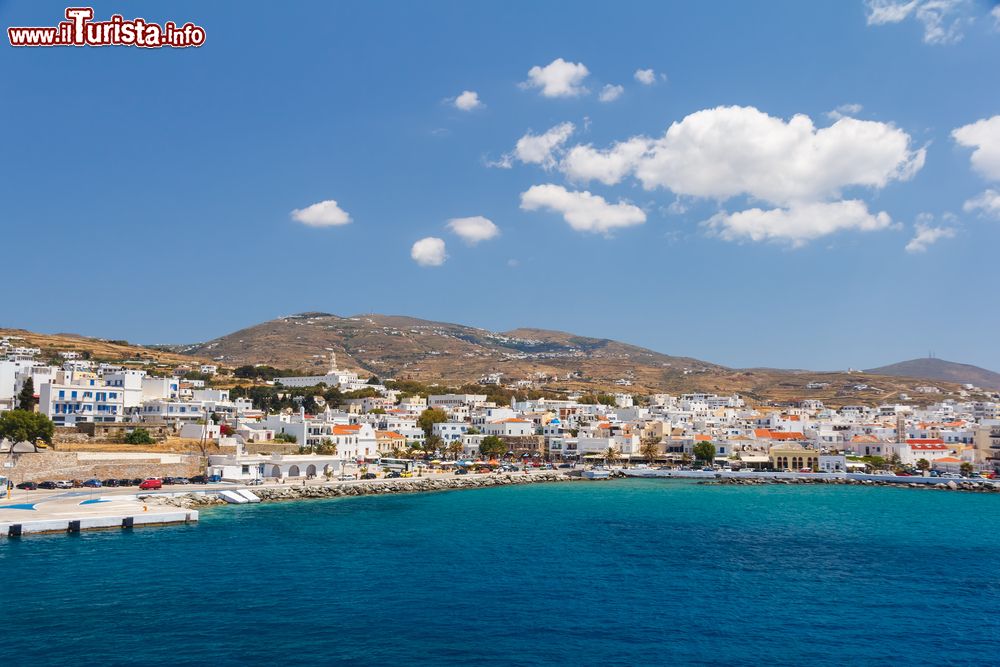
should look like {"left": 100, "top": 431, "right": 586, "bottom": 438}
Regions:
{"left": 2, "top": 0, "right": 1000, "bottom": 371}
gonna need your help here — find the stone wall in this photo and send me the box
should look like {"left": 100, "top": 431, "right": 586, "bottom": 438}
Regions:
{"left": 75, "top": 422, "right": 174, "bottom": 442}
{"left": 3, "top": 451, "right": 201, "bottom": 483}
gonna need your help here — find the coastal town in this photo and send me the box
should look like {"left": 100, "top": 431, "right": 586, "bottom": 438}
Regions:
{"left": 2, "top": 334, "right": 999, "bottom": 502}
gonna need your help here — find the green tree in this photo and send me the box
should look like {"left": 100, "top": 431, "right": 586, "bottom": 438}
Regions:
{"left": 447, "top": 441, "right": 463, "bottom": 460}
{"left": 417, "top": 408, "right": 449, "bottom": 436}
{"left": 424, "top": 434, "right": 444, "bottom": 455}
{"left": 124, "top": 428, "right": 155, "bottom": 445}
{"left": 960, "top": 462, "right": 974, "bottom": 477}
{"left": 693, "top": 440, "right": 716, "bottom": 464}
{"left": 17, "top": 377, "right": 36, "bottom": 412}
{"left": 0, "top": 410, "right": 54, "bottom": 444}
{"left": 604, "top": 446, "right": 621, "bottom": 466}
{"left": 639, "top": 438, "right": 661, "bottom": 464}
{"left": 479, "top": 435, "right": 506, "bottom": 458}
{"left": 916, "top": 458, "right": 930, "bottom": 472}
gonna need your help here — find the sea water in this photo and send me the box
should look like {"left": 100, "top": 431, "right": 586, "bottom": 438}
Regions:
{"left": 2, "top": 479, "right": 998, "bottom": 666}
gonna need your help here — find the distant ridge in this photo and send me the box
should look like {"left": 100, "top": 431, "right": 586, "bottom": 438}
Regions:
{"left": 176, "top": 312, "right": 982, "bottom": 405}
{"left": 865, "top": 358, "right": 1000, "bottom": 391}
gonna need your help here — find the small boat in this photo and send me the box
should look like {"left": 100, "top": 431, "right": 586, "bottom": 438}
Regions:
{"left": 582, "top": 469, "right": 610, "bottom": 480}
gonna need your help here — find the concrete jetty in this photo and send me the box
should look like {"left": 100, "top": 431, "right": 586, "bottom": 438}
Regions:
{"left": 0, "top": 491, "right": 199, "bottom": 538}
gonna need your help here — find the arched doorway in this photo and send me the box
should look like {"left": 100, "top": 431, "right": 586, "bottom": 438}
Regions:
{"left": 288, "top": 465, "right": 301, "bottom": 477}
{"left": 306, "top": 464, "right": 317, "bottom": 478}
{"left": 270, "top": 465, "right": 282, "bottom": 478}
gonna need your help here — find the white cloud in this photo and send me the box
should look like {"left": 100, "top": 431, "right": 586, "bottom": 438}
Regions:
{"left": 964, "top": 189, "right": 1000, "bottom": 218}
{"left": 866, "top": 0, "right": 919, "bottom": 24}
{"left": 521, "top": 58, "right": 589, "bottom": 98}
{"left": 497, "top": 122, "right": 575, "bottom": 170}
{"left": 410, "top": 237, "right": 447, "bottom": 267}
{"left": 598, "top": 84, "right": 624, "bottom": 103}
{"left": 952, "top": 115, "right": 1000, "bottom": 181}
{"left": 446, "top": 216, "right": 500, "bottom": 244}
{"left": 706, "top": 201, "right": 893, "bottom": 246}
{"left": 905, "top": 218, "right": 957, "bottom": 253}
{"left": 561, "top": 138, "right": 650, "bottom": 185}
{"left": 826, "top": 103, "right": 864, "bottom": 121}
{"left": 865, "top": 0, "right": 969, "bottom": 44}
{"left": 560, "top": 106, "right": 924, "bottom": 206}
{"left": 993, "top": 5, "right": 1000, "bottom": 28}
{"left": 519, "top": 184, "right": 646, "bottom": 235}
{"left": 453, "top": 90, "right": 483, "bottom": 111}
{"left": 634, "top": 68, "right": 658, "bottom": 85}
{"left": 290, "top": 200, "right": 352, "bottom": 227}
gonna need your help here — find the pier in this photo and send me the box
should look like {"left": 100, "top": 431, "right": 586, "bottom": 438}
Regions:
{"left": 1, "top": 490, "right": 199, "bottom": 538}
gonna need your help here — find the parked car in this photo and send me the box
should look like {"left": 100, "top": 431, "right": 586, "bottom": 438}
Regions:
{"left": 173, "top": 478, "right": 191, "bottom": 485}
{"left": 246, "top": 478, "right": 264, "bottom": 485}
{"left": 361, "top": 473, "right": 377, "bottom": 480}
{"left": 798, "top": 468, "right": 813, "bottom": 474}
{"left": 161, "top": 477, "right": 177, "bottom": 485}
{"left": 337, "top": 474, "right": 354, "bottom": 481}
{"left": 37, "top": 481, "right": 57, "bottom": 489}
{"left": 558, "top": 463, "right": 572, "bottom": 469}
{"left": 385, "top": 471, "right": 401, "bottom": 479}
{"left": 102, "top": 479, "right": 121, "bottom": 487}
{"left": 54, "top": 480, "right": 73, "bottom": 489}
{"left": 82, "top": 479, "right": 102, "bottom": 488}
{"left": 139, "top": 478, "right": 162, "bottom": 490}
{"left": 16, "top": 481, "right": 37, "bottom": 490}
{"left": 189, "top": 475, "right": 207, "bottom": 484}
{"left": 454, "top": 468, "right": 469, "bottom": 475}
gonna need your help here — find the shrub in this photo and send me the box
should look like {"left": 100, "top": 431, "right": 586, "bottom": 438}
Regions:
{"left": 124, "top": 427, "right": 155, "bottom": 445}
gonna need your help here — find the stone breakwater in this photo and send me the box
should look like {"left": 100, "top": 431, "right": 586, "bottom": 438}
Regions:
{"left": 147, "top": 472, "right": 581, "bottom": 509}
{"left": 706, "top": 476, "right": 1000, "bottom": 493}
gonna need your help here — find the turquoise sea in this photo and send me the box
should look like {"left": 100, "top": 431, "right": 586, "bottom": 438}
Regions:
{"left": 3, "top": 479, "right": 999, "bottom": 666}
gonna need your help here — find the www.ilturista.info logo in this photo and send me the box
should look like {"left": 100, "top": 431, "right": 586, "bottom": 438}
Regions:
{"left": 8, "top": 7, "right": 206, "bottom": 48}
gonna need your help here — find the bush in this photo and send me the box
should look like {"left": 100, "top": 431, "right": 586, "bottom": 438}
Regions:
{"left": 273, "top": 432, "right": 297, "bottom": 443}
{"left": 123, "top": 428, "right": 155, "bottom": 445}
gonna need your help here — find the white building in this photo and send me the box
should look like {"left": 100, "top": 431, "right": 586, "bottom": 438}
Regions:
{"left": 433, "top": 421, "right": 470, "bottom": 442}
{"left": 38, "top": 372, "right": 126, "bottom": 425}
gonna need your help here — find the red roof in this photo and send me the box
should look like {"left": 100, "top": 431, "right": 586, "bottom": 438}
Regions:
{"left": 907, "top": 438, "right": 944, "bottom": 445}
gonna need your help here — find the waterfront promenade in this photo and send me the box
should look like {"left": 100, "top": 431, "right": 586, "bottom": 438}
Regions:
{"left": 0, "top": 468, "right": 565, "bottom": 537}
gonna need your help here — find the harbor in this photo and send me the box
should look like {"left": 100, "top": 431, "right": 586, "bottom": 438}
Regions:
{"left": 0, "top": 469, "right": 575, "bottom": 537}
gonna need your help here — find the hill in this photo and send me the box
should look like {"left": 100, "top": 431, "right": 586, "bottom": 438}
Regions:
{"left": 179, "top": 313, "right": 979, "bottom": 405}
{"left": 182, "top": 312, "right": 721, "bottom": 390}
{"left": 0, "top": 327, "right": 209, "bottom": 370}
{"left": 865, "top": 358, "right": 1000, "bottom": 391}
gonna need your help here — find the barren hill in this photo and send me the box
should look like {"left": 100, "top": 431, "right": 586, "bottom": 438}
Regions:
{"left": 179, "top": 313, "right": 979, "bottom": 405}
{"left": 181, "top": 312, "right": 720, "bottom": 390}
{"left": 0, "top": 328, "right": 208, "bottom": 369}
{"left": 865, "top": 358, "right": 1000, "bottom": 391}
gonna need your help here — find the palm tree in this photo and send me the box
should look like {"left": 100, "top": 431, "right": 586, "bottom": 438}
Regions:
{"left": 604, "top": 446, "right": 621, "bottom": 467}
{"left": 639, "top": 438, "right": 660, "bottom": 464}
{"left": 447, "top": 441, "right": 463, "bottom": 460}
